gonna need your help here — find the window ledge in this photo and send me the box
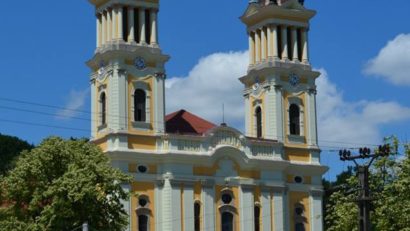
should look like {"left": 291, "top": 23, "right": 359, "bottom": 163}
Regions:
{"left": 98, "top": 124, "right": 107, "bottom": 132}
{"left": 288, "top": 135, "right": 305, "bottom": 144}
{"left": 132, "top": 121, "right": 152, "bottom": 130}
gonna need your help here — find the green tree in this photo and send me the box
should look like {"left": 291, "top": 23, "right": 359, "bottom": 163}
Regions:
{"left": 325, "top": 138, "right": 410, "bottom": 230}
{"left": 0, "top": 137, "right": 131, "bottom": 231}
{"left": 0, "top": 133, "right": 33, "bottom": 175}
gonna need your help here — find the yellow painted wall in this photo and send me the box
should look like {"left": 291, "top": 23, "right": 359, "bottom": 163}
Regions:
{"left": 131, "top": 182, "right": 156, "bottom": 231}
{"left": 289, "top": 192, "right": 310, "bottom": 231}
{"left": 128, "top": 135, "right": 157, "bottom": 150}
{"left": 284, "top": 148, "right": 310, "bottom": 162}
{"left": 93, "top": 137, "right": 108, "bottom": 152}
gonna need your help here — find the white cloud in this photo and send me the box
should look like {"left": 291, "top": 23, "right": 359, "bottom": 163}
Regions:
{"left": 55, "top": 88, "right": 89, "bottom": 120}
{"left": 165, "top": 51, "right": 410, "bottom": 147}
{"left": 166, "top": 51, "right": 248, "bottom": 127}
{"left": 364, "top": 34, "right": 410, "bottom": 86}
{"left": 317, "top": 69, "right": 410, "bottom": 147}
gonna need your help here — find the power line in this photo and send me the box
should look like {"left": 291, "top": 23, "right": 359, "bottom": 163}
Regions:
{"left": 0, "top": 96, "right": 393, "bottom": 149}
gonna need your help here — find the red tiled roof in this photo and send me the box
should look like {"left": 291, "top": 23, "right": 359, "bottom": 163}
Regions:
{"left": 165, "top": 110, "right": 217, "bottom": 135}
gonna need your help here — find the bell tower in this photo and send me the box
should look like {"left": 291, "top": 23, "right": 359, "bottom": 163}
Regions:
{"left": 87, "top": 0, "right": 169, "bottom": 141}
{"left": 240, "top": 0, "right": 320, "bottom": 148}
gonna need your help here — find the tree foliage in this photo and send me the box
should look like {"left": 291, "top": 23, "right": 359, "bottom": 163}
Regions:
{"left": 0, "top": 137, "right": 131, "bottom": 231}
{"left": 0, "top": 133, "right": 33, "bottom": 176}
{"left": 325, "top": 138, "right": 410, "bottom": 230}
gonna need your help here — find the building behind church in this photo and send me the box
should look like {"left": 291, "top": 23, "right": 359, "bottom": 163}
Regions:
{"left": 86, "top": 0, "right": 327, "bottom": 230}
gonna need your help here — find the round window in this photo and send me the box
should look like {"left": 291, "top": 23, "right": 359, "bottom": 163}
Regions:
{"left": 139, "top": 198, "right": 148, "bottom": 207}
{"left": 138, "top": 165, "right": 148, "bottom": 173}
{"left": 294, "top": 176, "right": 303, "bottom": 184}
{"left": 221, "top": 193, "right": 233, "bottom": 204}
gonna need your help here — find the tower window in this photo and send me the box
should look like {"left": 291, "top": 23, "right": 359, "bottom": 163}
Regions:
{"left": 255, "top": 107, "right": 262, "bottom": 138}
{"left": 289, "top": 104, "right": 300, "bottom": 135}
{"left": 254, "top": 206, "right": 261, "bottom": 231}
{"left": 138, "top": 214, "right": 148, "bottom": 231}
{"left": 134, "top": 89, "right": 146, "bottom": 122}
{"left": 221, "top": 212, "right": 233, "bottom": 231}
{"left": 100, "top": 92, "right": 107, "bottom": 126}
{"left": 194, "top": 202, "right": 201, "bottom": 231}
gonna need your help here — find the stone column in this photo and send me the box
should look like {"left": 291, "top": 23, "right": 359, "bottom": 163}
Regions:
{"left": 281, "top": 25, "right": 289, "bottom": 61}
{"left": 139, "top": 8, "right": 146, "bottom": 45}
{"left": 255, "top": 29, "right": 261, "bottom": 63}
{"left": 249, "top": 32, "right": 255, "bottom": 65}
{"left": 272, "top": 25, "right": 279, "bottom": 60}
{"left": 96, "top": 14, "right": 102, "bottom": 47}
{"left": 107, "top": 10, "right": 112, "bottom": 43}
{"left": 261, "top": 27, "right": 267, "bottom": 61}
{"left": 150, "top": 9, "right": 158, "bottom": 46}
{"left": 101, "top": 11, "right": 107, "bottom": 45}
{"left": 112, "top": 8, "right": 117, "bottom": 40}
{"left": 292, "top": 27, "right": 299, "bottom": 62}
{"left": 267, "top": 25, "right": 273, "bottom": 58}
{"left": 302, "top": 28, "right": 309, "bottom": 64}
{"left": 128, "top": 7, "right": 135, "bottom": 43}
{"left": 118, "top": 7, "right": 124, "bottom": 42}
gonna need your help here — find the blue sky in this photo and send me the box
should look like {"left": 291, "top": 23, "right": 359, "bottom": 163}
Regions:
{"left": 0, "top": 0, "right": 409, "bottom": 180}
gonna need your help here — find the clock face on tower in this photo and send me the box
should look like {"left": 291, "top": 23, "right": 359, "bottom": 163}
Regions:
{"left": 134, "top": 57, "right": 146, "bottom": 70}
{"left": 289, "top": 73, "right": 300, "bottom": 87}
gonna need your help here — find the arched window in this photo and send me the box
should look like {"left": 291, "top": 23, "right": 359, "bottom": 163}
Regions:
{"left": 100, "top": 92, "right": 107, "bottom": 125}
{"left": 254, "top": 206, "right": 260, "bottom": 231}
{"left": 138, "top": 214, "right": 148, "bottom": 231}
{"left": 134, "top": 89, "right": 146, "bottom": 122}
{"left": 255, "top": 107, "right": 262, "bottom": 138}
{"left": 221, "top": 212, "right": 233, "bottom": 231}
{"left": 289, "top": 104, "right": 300, "bottom": 135}
{"left": 194, "top": 202, "right": 201, "bottom": 231}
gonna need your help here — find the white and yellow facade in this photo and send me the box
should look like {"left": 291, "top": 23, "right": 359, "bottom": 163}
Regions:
{"left": 86, "top": 0, "right": 327, "bottom": 230}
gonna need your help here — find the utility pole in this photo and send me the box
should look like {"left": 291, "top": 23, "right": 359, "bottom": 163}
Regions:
{"left": 339, "top": 145, "right": 390, "bottom": 231}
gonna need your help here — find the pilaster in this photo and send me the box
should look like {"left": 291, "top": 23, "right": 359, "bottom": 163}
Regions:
{"left": 239, "top": 185, "right": 254, "bottom": 231}
{"left": 202, "top": 184, "right": 216, "bottom": 231}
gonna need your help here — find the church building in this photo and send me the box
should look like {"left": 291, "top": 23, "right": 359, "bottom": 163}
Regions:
{"left": 86, "top": 0, "right": 327, "bottom": 230}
